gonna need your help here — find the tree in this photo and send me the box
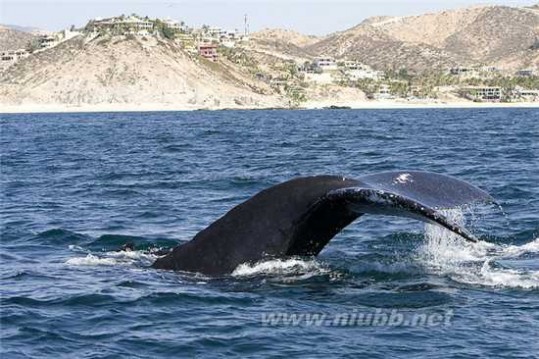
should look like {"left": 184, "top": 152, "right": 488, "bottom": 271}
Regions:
{"left": 284, "top": 84, "right": 306, "bottom": 108}
{"left": 287, "top": 63, "right": 298, "bottom": 78}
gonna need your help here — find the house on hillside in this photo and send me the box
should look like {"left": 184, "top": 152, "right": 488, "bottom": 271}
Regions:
{"left": 313, "top": 57, "right": 337, "bottom": 71}
{"left": 163, "top": 19, "right": 186, "bottom": 32}
{"left": 516, "top": 69, "right": 536, "bottom": 77}
{"left": 38, "top": 34, "right": 58, "bottom": 49}
{"left": 60, "top": 28, "right": 83, "bottom": 41}
{"left": 88, "top": 16, "right": 154, "bottom": 36}
{"left": 373, "top": 84, "right": 394, "bottom": 100}
{"left": 513, "top": 86, "right": 539, "bottom": 101}
{"left": 198, "top": 44, "right": 218, "bottom": 61}
{"left": 463, "top": 87, "right": 502, "bottom": 102}
{"left": 449, "top": 66, "right": 474, "bottom": 76}
{"left": 341, "top": 62, "right": 383, "bottom": 81}
{"left": 0, "top": 49, "right": 29, "bottom": 71}
{"left": 450, "top": 66, "right": 499, "bottom": 78}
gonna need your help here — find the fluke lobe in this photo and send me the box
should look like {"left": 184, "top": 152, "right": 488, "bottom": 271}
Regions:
{"left": 152, "top": 171, "right": 493, "bottom": 275}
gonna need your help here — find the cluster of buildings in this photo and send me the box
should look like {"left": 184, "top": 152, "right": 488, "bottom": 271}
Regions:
{"left": 449, "top": 65, "right": 499, "bottom": 77}
{"left": 298, "top": 57, "right": 384, "bottom": 85}
{"left": 87, "top": 15, "right": 156, "bottom": 36}
{"left": 0, "top": 14, "right": 249, "bottom": 69}
{"left": 193, "top": 26, "right": 246, "bottom": 48}
{"left": 462, "top": 86, "right": 539, "bottom": 102}
{"left": 462, "top": 86, "right": 503, "bottom": 101}
{"left": 189, "top": 27, "right": 249, "bottom": 61}
{"left": 84, "top": 15, "right": 249, "bottom": 62}
{"left": 445, "top": 65, "right": 539, "bottom": 101}
{"left": 0, "top": 29, "right": 84, "bottom": 71}
{"left": 1, "top": 13, "right": 538, "bottom": 104}
{"left": 449, "top": 65, "right": 537, "bottom": 79}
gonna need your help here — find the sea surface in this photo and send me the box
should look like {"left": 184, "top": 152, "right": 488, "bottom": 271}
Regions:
{"left": 1, "top": 109, "right": 538, "bottom": 358}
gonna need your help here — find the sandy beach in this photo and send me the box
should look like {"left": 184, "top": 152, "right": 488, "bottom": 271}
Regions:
{"left": 1, "top": 100, "right": 538, "bottom": 114}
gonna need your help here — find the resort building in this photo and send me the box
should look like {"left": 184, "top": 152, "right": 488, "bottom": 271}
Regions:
{"left": 449, "top": 66, "right": 475, "bottom": 76}
{"left": 38, "top": 34, "right": 58, "bottom": 49}
{"left": 374, "top": 84, "right": 394, "bottom": 100}
{"left": 449, "top": 66, "right": 469, "bottom": 75}
{"left": 163, "top": 19, "right": 185, "bottom": 32}
{"left": 513, "top": 86, "right": 539, "bottom": 101}
{"left": 464, "top": 87, "right": 502, "bottom": 102}
{"left": 198, "top": 44, "right": 218, "bottom": 61}
{"left": 59, "top": 29, "right": 83, "bottom": 41}
{"left": 450, "top": 66, "right": 501, "bottom": 78}
{"left": 480, "top": 66, "right": 499, "bottom": 73}
{"left": 516, "top": 69, "right": 536, "bottom": 77}
{"left": 313, "top": 57, "right": 338, "bottom": 71}
{"left": 88, "top": 16, "right": 154, "bottom": 36}
{"left": 0, "top": 49, "right": 29, "bottom": 71}
{"left": 342, "top": 60, "right": 363, "bottom": 70}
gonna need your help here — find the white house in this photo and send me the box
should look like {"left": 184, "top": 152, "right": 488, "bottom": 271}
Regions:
{"left": 313, "top": 57, "right": 337, "bottom": 71}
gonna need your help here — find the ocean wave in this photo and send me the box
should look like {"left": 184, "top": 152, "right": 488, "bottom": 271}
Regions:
{"left": 35, "top": 228, "right": 91, "bottom": 244}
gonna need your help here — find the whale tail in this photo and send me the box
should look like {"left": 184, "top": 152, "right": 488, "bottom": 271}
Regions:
{"left": 153, "top": 171, "right": 494, "bottom": 275}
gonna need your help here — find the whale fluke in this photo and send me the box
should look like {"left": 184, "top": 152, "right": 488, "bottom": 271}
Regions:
{"left": 152, "top": 171, "right": 493, "bottom": 275}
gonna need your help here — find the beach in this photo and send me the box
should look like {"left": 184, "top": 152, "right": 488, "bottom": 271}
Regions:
{"left": 1, "top": 100, "right": 538, "bottom": 114}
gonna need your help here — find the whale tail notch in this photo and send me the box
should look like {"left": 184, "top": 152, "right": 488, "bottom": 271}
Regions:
{"left": 153, "top": 171, "right": 494, "bottom": 275}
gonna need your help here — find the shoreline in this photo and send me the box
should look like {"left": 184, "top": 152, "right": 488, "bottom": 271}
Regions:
{"left": 1, "top": 101, "right": 538, "bottom": 114}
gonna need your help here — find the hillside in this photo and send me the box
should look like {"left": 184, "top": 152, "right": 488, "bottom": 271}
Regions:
{"left": 251, "top": 28, "right": 320, "bottom": 48}
{"left": 1, "top": 4, "right": 538, "bottom": 112}
{"left": 0, "top": 25, "right": 36, "bottom": 51}
{"left": 304, "top": 5, "right": 539, "bottom": 72}
{"left": 249, "top": 28, "right": 318, "bottom": 59}
{"left": 0, "top": 35, "right": 285, "bottom": 109}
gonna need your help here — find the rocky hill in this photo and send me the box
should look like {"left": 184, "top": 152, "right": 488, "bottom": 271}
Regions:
{"left": 0, "top": 34, "right": 285, "bottom": 109}
{"left": 0, "top": 25, "right": 36, "bottom": 51}
{"left": 249, "top": 28, "right": 320, "bottom": 60}
{"left": 251, "top": 28, "right": 320, "bottom": 48}
{"left": 1, "top": 4, "right": 538, "bottom": 111}
{"left": 304, "top": 5, "right": 539, "bottom": 72}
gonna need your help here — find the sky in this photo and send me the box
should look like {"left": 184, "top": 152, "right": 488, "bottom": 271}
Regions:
{"left": 0, "top": 0, "right": 536, "bottom": 35}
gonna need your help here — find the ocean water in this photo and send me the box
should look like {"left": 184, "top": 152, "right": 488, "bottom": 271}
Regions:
{"left": 1, "top": 109, "right": 538, "bottom": 358}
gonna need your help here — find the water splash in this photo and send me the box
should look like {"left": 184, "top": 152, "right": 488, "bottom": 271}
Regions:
{"left": 232, "top": 258, "right": 332, "bottom": 280}
{"left": 419, "top": 208, "right": 539, "bottom": 289}
{"left": 65, "top": 250, "right": 157, "bottom": 267}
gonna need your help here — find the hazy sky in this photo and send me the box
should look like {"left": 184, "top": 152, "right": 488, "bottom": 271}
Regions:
{"left": 1, "top": 0, "right": 536, "bottom": 35}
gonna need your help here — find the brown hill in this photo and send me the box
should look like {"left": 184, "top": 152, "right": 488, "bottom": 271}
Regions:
{"left": 249, "top": 28, "right": 320, "bottom": 59}
{"left": 304, "top": 5, "right": 539, "bottom": 72}
{"left": 0, "top": 34, "right": 284, "bottom": 108}
{"left": 251, "top": 28, "right": 320, "bottom": 47}
{"left": 0, "top": 25, "right": 36, "bottom": 51}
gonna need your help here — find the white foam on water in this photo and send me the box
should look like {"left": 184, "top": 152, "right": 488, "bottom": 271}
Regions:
{"left": 65, "top": 250, "right": 157, "bottom": 267}
{"left": 65, "top": 254, "right": 118, "bottom": 266}
{"left": 68, "top": 244, "right": 89, "bottom": 252}
{"left": 232, "top": 258, "right": 330, "bottom": 278}
{"left": 419, "top": 208, "right": 539, "bottom": 289}
{"left": 496, "top": 238, "right": 539, "bottom": 258}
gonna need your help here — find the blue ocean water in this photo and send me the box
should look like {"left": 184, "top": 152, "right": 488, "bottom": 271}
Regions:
{"left": 1, "top": 109, "right": 538, "bottom": 358}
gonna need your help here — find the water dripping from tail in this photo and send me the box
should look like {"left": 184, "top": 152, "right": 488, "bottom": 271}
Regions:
{"left": 418, "top": 208, "right": 539, "bottom": 289}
